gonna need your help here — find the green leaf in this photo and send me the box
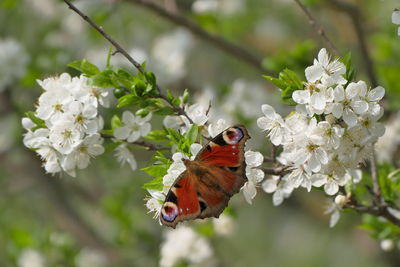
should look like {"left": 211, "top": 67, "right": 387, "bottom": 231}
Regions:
{"left": 145, "top": 130, "right": 169, "bottom": 142}
{"left": 24, "top": 111, "right": 46, "bottom": 129}
{"left": 263, "top": 75, "right": 287, "bottom": 89}
{"left": 166, "top": 128, "right": 182, "bottom": 144}
{"left": 68, "top": 59, "right": 100, "bottom": 77}
{"left": 90, "top": 70, "right": 116, "bottom": 87}
{"left": 185, "top": 124, "right": 198, "bottom": 145}
{"left": 154, "top": 106, "right": 175, "bottom": 116}
{"left": 136, "top": 108, "right": 150, "bottom": 117}
{"left": 117, "top": 94, "right": 140, "bottom": 108}
{"left": 142, "top": 165, "right": 169, "bottom": 177}
{"left": 111, "top": 115, "right": 122, "bottom": 129}
{"left": 142, "top": 177, "right": 164, "bottom": 191}
{"left": 182, "top": 89, "right": 190, "bottom": 104}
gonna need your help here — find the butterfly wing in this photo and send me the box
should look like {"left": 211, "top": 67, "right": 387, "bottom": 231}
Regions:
{"left": 160, "top": 125, "right": 250, "bottom": 228}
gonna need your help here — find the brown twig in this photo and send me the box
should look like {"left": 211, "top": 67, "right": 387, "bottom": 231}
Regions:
{"left": 327, "top": 0, "right": 378, "bottom": 87}
{"left": 370, "top": 148, "right": 382, "bottom": 204}
{"left": 344, "top": 200, "right": 400, "bottom": 227}
{"left": 124, "top": 0, "right": 269, "bottom": 75}
{"left": 63, "top": 0, "right": 193, "bottom": 123}
{"left": 292, "top": 0, "right": 339, "bottom": 56}
{"left": 261, "top": 165, "right": 290, "bottom": 176}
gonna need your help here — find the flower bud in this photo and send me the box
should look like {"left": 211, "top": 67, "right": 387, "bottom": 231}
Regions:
{"left": 334, "top": 194, "right": 347, "bottom": 207}
{"left": 380, "top": 239, "right": 394, "bottom": 251}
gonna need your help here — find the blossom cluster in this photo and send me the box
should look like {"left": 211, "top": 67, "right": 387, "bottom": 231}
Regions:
{"left": 258, "top": 48, "right": 385, "bottom": 205}
{"left": 23, "top": 73, "right": 108, "bottom": 176}
{"left": 160, "top": 226, "right": 215, "bottom": 267}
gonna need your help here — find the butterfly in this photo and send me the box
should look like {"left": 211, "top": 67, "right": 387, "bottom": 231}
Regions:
{"left": 160, "top": 125, "right": 250, "bottom": 228}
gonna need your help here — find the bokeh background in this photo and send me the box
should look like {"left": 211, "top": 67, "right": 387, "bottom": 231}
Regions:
{"left": 1, "top": 0, "right": 400, "bottom": 266}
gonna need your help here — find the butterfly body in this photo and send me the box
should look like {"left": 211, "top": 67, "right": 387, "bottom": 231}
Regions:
{"left": 160, "top": 125, "right": 250, "bottom": 228}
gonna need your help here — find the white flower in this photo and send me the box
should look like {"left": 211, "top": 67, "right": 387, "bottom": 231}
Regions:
{"left": 36, "top": 146, "right": 61, "bottom": 174}
{"left": 311, "top": 172, "right": 350, "bottom": 195}
{"left": 18, "top": 248, "right": 45, "bottom": 267}
{"left": 114, "top": 144, "right": 137, "bottom": 171}
{"left": 213, "top": 214, "right": 235, "bottom": 236}
{"left": 310, "top": 121, "right": 344, "bottom": 149}
{"left": 146, "top": 190, "right": 165, "bottom": 219}
{"left": 184, "top": 103, "right": 209, "bottom": 126}
{"left": 262, "top": 175, "right": 293, "bottom": 206}
{"left": 242, "top": 150, "right": 264, "bottom": 204}
{"left": 380, "top": 239, "right": 395, "bottom": 252}
{"left": 36, "top": 85, "right": 74, "bottom": 123}
{"left": 160, "top": 226, "right": 214, "bottom": 267}
{"left": 292, "top": 119, "right": 329, "bottom": 172}
{"left": 68, "top": 99, "right": 99, "bottom": 134}
{"left": 76, "top": 248, "right": 107, "bottom": 267}
{"left": 0, "top": 38, "right": 29, "bottom": 91}
{"left": 288, "top": 165, "right": 312, "bottom": 191}
{"left": 392, "top": 9, "right": 400, "bottom": 36}
{"left": 305, "top": 48, "right": 346, "bottom": 86}
{"left": 61, "top": 134, "right": 105, "bottom": 176}
{"left": 257, "top": 104, "right": 288, "bottom": 145}
{"left": 325, "top": 201, "right": 341, "bottom": 227}
{"left": 114, "top": 111, "right": 152, "bottom": 142}
{"left": 329, "top": 83, "right": 360, "bottom": 126}
{"left": 208, "top": 118, "right": 228, "bottom": 138}
{"left": 49, "top": 119, "right": 82, "bottom": 154}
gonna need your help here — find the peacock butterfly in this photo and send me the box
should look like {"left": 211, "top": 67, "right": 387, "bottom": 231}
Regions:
{"left": 160, "top": 125, "right": 250, "bottom": 228}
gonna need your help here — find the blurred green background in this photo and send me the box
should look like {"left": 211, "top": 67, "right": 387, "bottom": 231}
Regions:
{"left": 1, "top": 0, "right": 400, "bottom": 266}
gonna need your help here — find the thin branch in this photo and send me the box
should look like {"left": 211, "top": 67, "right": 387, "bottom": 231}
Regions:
{"left": 63, "top": 0, "right": 193, "bottom": 123}
{"left": 327, "top": 0, "right": 378, "bottom": 87}
{"left": 370, "top": 148, "right": 382, "bottom": 204}
{"left": 292, "top": 0, "right": 339, "bottom": 56}
{"left": 345, "top": 201, "right": 400, "bottom": 227}
{"left": 124, "top": 0, "right": 269, "bottom": 75}
{"left": 261, "top": 165, "right": 290, "bottom": 176}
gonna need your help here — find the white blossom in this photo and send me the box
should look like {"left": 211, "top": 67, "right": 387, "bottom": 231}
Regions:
{"left": 242, "top": 150, "right": 265, "bottom": 204}
{"left": 22, "top": 73, "right": 105, "bottom": 177}
{"left": 213, "top": 214, "right": 235, "bottom": 236}
{"left": 305, "top": 48, "right": 346, "bottom": 86}
{"left": 61, "top": 134, "right": 105, "bottom": 176}
{"left": 114, "top": 111, "right": 152, "bottom": 142}
{"left": 160, "top": 226, "right": 214, "bottom": 267}
{"left": 257, "top": 104, "right": 288, "bottom": 146}
{"left": 262, "top": 175, "right": 294, "bottom": 206}
{"left": 76, "top": 248, "right": 107, "bottom": 267}
{"left": 258, "top": 48, "right": 386, "bottom": 210}
{"left": 380, "top": 239, "right": 395, "bottom": 251}
{"left": 114, "top": 144, "right": 137, "bottom": 171}
{"left": 18, "top": 248, "right": 45, "bottom": 267}
{"left": 325, "top": 201, "right": 341, "bottom": 228}
{"left": 208, "top": 118, "right": 228, "bottom": 138}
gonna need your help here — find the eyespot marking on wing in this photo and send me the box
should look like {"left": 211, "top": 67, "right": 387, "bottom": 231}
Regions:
{"left": 223, "top": 127, "right": 244, "bottom": 144}
{"left": 161, "top": 202, "right": 179, "bottom": 222}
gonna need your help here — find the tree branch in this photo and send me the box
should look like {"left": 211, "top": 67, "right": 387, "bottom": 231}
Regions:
{"left": 292, "top": 0, "right": 339, "bottom": 56}
{"left": 261, "top": 165, "right": 290, "bottom": 176}
{"left": 124, "top": 0, "right": 269, "bottom": 74}
{"left": 345, "top": 201, "right": 400, "bottom": 227}
{"left": 326, "top": 0, "right": 378, "bottom": 87}
{"left": 63, "top": 0, "right": 193, "bottom": 123}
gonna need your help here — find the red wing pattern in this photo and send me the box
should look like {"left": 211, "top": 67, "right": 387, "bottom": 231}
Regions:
{"left": 160, "top": 125, "right": 250, "bottom": 228}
